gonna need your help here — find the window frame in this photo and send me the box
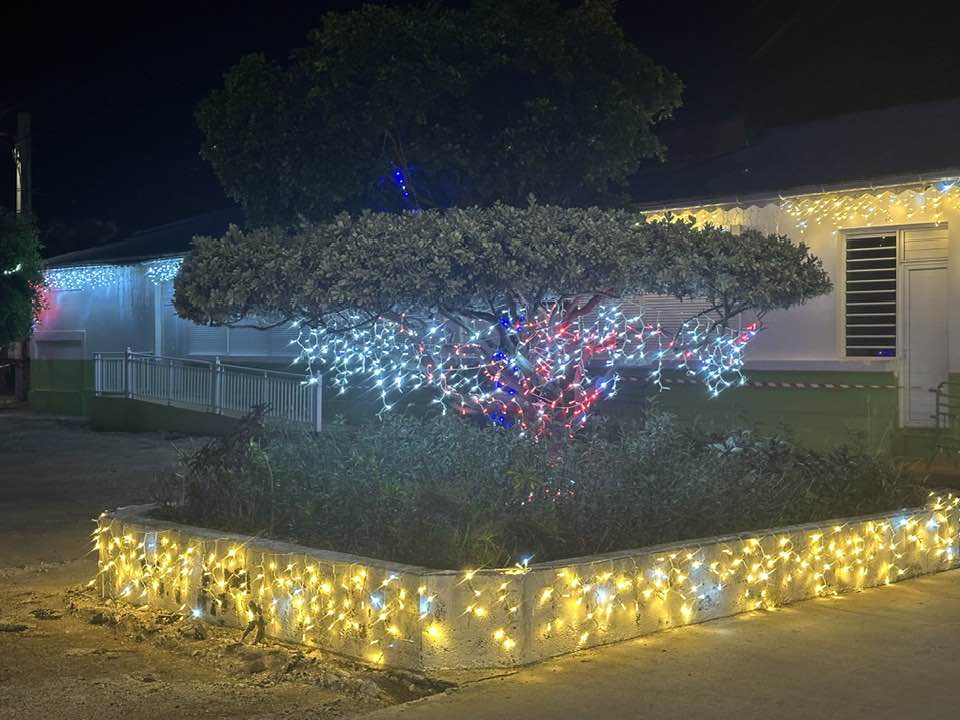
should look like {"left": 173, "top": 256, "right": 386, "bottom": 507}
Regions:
{"left": 839, "top": 229, "right": 899, "bottom": 360}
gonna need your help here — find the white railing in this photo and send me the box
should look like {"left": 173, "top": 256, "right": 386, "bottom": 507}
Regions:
{"left": 94, "top": 349, "right": 321, "bottom": 431}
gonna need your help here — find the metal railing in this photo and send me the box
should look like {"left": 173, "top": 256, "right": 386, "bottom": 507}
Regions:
{"left": 94, "top": 349, "right": 321, "bottom": 431}
{"left": 932, "top": 380, "right": 960, "bottom": 458}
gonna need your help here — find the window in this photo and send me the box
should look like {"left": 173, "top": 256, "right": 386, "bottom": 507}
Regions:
{"left": 573, "top": 294, "right": 719, "bottom": 338}
{"left": 628, "top": 295, "right": 719, "bottom": 337}
{"left": 184, "top": 319, "right": 299, "bottom": 358}
{"left": 844, "top": 234, "right": 896, "bottom": 357}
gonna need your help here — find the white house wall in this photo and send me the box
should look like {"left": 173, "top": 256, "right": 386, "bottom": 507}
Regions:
{"left": 656, "top": 199, "right": 960, "bottom": 376}
{"left": 35, "top": 269, "right": 300, "bottom": 364}
{"left": 35, "top": 267, "right": 156, "bottom": 358}
{"left": 36, "top": 198, "right": 958, "bottom": 375}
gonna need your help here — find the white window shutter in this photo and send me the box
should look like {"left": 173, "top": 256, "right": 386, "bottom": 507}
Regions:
{"left": 629, "top": 295, "right": 719, "bottom": 335}
{"left": 187, "top": 324, "right": 228, "bottom": 356}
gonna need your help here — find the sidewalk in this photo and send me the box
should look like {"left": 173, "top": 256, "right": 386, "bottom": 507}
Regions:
{"left": 369, "top": 570, "right": 960, "bottom": 720}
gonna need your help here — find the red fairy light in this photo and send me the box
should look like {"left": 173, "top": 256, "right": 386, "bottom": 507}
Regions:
{"left": 296, "top": 303, "right": 759, "bottom": 440}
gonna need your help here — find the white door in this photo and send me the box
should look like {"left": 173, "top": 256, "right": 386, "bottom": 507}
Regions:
{"left": 902, "top": 264, "right": 948, "bottom": 427}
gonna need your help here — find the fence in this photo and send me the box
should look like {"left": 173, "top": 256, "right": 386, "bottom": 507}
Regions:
{"left": 94, "top": 350, "right": 321, "bottom": 431}
{"left": 933, "top": 380, "right": 960, "bottom": 458}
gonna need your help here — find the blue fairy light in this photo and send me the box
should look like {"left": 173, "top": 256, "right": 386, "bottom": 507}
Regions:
{"left": 292, "top": 303, "right": 759, "bottom": 438}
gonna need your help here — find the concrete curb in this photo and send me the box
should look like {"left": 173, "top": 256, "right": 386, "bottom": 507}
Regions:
{"left": 96, "top": 494, "right": 960, "bottom": 671}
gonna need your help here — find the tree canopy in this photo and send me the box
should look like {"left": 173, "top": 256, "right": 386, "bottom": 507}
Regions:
{"left": 196, "top": 0, "right": 683, "bottom": 226}
{"left": 175, "top": 205, "right": 831, "bottom": 331}
{"left": 175, "top": 205, "right": 831, "bottom": 437}
{"left": 0, "top": 209, "right": 45, "bottom": 346}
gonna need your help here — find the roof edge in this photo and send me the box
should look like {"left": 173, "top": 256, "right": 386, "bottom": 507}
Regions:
{"left": 637, "top": 167, "right": 960, "bottom": 213}
{"left": 43, "top": 206, "right": 239, "bottom": 268}
{"left": 45, "top": 250, "right": 187, "bottom": 269}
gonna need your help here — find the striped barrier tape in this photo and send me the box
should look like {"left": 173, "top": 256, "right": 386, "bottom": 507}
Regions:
{"left": 620, "top": 376, "right": 898, "bottom": 390}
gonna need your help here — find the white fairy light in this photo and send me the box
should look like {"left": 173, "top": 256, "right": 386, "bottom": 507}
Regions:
{"left": 143, "top": 257, "right": 184, "bottom": 284}
{"left": 45, "top": 264, "right": 123, "bottom": 291}
{"left": 294, "top": 303, "right": 760, "bottom": 439}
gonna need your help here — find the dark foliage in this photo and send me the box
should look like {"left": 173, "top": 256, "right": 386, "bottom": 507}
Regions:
{"left": 196, "top": 0, "right": 682, "bottom": 225}
{"left": 155, "top": 410, "right": 924, "bottom": 570}
{"left": 0, "top": 209, "right": 45, "bottom": 346}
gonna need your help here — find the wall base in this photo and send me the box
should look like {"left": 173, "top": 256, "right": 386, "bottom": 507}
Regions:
{"left": 89, "top": 397, "right": 239, "bottom": 435}
{"left": 98, "top": 494, "right": 960, "bottom": 672}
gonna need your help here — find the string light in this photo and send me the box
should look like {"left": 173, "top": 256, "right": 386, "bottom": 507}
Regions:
{"left": 143, "top": 257, "right": 184, "bottom": 283}
{"left": 95, "top": 492, "right": 960, "bottom": 670}
{"left": 45, "top": 257, "right": 184, "bottom": 292}
{"left": 45, "top": 264, "right": 123, "bottom": 291}
{"left": 644, "top": 178, "right": 960, "bottom": 232}
{"left": 781, "top": 182, "right": 960, "bottom": 229}
{"left": 2, "top": 263, "right": 22, "bottom": 276}
{"left": 293, "top": 303, "right": 760, "bottom": 439}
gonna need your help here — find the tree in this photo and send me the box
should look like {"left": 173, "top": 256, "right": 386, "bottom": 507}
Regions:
{"left": 175, "top": 205, "right": 831, "bottom": 438}
{"left": 42, "top": 218, "right": 119, "bottom": 257}
{"left": 196, "top": 0, "right": 683, "bottom": 226}
{"left": 0, "top": 209, "right": 44, "bottom": 347}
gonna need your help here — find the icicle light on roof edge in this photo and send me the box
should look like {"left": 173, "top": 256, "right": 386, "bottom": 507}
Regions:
{"left": 44, "top": 257, "right": 183, "bottom": 291}
{"left": 45, "top": 264, "right": 124, "bottom": 291}
{"left": 644, "top": 179, "right": 960, "bottom": 232}
{"left": 143, "top": 257, "right": 184, "bottom": 283}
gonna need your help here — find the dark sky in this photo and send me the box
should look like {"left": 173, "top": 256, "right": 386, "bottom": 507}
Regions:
{"left": 2, "top": 0, "right": 959, "bottom": 250}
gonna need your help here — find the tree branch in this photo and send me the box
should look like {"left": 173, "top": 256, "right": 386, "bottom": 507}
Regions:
{"left": 560, "top": 289, "right": 617, "bottom": 327}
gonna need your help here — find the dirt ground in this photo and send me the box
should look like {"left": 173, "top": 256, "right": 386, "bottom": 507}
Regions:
{"left": 0, "top": 410, "right": 444, "bottom": 720}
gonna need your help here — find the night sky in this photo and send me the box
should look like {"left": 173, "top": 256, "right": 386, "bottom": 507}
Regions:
{"left": 2, "top": 0, "right": 959, "bottom": 254}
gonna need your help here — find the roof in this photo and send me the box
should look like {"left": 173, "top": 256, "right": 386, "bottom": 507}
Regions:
{"left": 632, "top": 99, "right": 960, "bottom": 207}
{"left": 45, "top": 207, "right": 241, "bottom": 268}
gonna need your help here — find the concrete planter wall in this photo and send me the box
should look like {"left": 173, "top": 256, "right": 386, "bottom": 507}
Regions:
{"left": 98, "top": 494, "right": 960, "bottom": 672}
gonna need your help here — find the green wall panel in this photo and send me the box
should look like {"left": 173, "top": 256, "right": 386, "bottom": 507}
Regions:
{"left": 608, "top": 370, "right": 899, "bottom": 454}
{"left": 29, "top": 358, "right": 922, "bottom": 456}
{"left": 89, "top": 397, "right": 239, "bottom": 435}
{"left": 29, "top": 359, "right": 92, "bottom": 416}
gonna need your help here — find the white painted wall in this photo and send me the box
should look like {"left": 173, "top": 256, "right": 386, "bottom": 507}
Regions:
{"left": 34, "top": 267, "right": 155, "bottom": 358}
{"left": 34, "top": 267, "right": 299, "bottom": 363}
{"left": 36, "top": 195, "right": 958, "bottom": 378}
{"left": 684, "top": 200, "right": 960, "bottom": 375}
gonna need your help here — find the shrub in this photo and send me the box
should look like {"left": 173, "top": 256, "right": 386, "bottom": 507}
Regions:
{"left": 155, "top": 410, "right": 925, "bottom": 569}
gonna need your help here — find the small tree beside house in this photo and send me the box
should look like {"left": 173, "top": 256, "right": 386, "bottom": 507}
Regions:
{"left": 0, "top": 209, "right": 44, "bottom": 398}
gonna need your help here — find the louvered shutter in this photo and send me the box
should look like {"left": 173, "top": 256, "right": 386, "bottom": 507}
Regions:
{"left": 844, "top": 235, "right": 897, "bottom": 358}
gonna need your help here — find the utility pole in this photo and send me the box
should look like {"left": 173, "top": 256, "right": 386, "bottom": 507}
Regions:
{"left": 12, "top": 112, "right": 32, "bottom": 401}
{"left": 15, "top": 112, "right": 31, "bottom": 214}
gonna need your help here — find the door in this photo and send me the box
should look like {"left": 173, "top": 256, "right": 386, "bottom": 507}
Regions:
{"left": 902, "top": 264, "right": 948, "bottom": 427}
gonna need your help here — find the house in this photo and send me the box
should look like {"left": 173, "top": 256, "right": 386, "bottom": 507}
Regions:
{"left": 625, "top": 99, "right": 960, "bottom": 455}
{"left": 33, "top": 100, "right": 960, "bottom": 454}
{"left": 32, "top": 208, "right": 320, "bottom": 433}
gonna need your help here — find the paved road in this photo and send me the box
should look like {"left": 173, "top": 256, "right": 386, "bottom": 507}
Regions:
{"left": 0, "top": 413, "right": 182, "bottom": 567}
{"left": 369, "top": 569, "right": 960, "bottom": 720}
{"left": 4, "top": 411, "right": 959, "bottom": 719}
{"left": 0, "top": 413, "right": 405, "bottom": 719}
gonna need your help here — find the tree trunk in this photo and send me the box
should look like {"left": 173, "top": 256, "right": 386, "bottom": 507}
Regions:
{"left": 14, "top": 339, "right": 29, "bottom": 403}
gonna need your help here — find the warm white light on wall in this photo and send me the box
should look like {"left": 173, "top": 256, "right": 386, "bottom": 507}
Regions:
{"left": 96, "top": 493, "right": 960, "bottom": 671}
{"left": 645, "top": 179, "right": 960, "bottom": 232}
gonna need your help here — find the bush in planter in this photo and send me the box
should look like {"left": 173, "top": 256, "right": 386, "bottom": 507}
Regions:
{"left": 155, "top": 410, "right": 925, "bottom": 569}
